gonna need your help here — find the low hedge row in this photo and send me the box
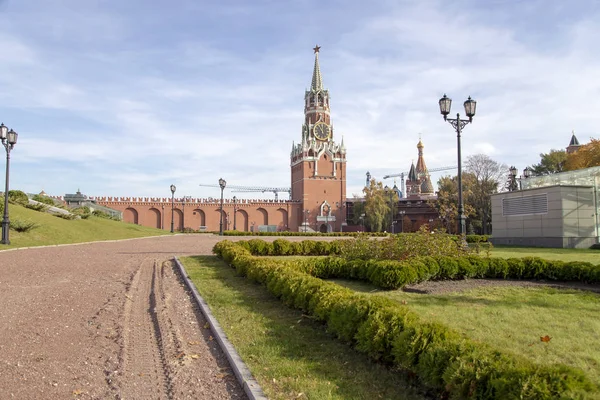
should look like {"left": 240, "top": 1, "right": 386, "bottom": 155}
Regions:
{"left": 212, "top": 241, "right": 596, "bottom": 399}
{"left": 236, "top": 239, "right": 599, "bottom": 289}
{"left": 235, "top": 238, "right": 345, "bottom": 256}
{"left": 292, "top": 255, "right": 600, "bottom": 289}
{"left": 222, "top": 230, "right": 490, "bottom": 243}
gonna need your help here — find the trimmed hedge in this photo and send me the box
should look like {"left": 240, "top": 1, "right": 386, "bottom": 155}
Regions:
{"left": 234, "top": 239, "right": 600, "bottom": 288}
{"left": 222, "top": 230, "right": 491, "bottom": 243}
{"left": 212, "top": 241, "right": 597, "bottom": 399}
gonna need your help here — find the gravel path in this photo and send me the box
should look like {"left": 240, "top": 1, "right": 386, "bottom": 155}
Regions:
{"left": 0, "top": 235, "right": 252, "bottom": 400}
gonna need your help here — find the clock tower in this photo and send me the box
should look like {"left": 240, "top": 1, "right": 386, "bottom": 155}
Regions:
{"left": 290, "top": 46, "right": 347, "bottom": 232}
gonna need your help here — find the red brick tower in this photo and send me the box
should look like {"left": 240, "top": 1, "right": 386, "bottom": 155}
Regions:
{"left": 290, "top": 46, "right": 347, "bottom": 232}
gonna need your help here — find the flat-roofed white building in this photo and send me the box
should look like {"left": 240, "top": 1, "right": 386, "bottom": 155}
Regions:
{"left": 491, "top": 166, "right": 600, "bottom": 248}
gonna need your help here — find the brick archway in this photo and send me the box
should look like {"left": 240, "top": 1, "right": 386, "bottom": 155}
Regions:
{"left": 192, "top": 209, "right": 206, "bottom": 229}
{"left": 124, "top": 207, "right": 138, "bottom": 224}
{"left": 237, "top": 210, "right": 249, "bottom": 232}
{"left": 257, "top": 208, "right": 268, "bottom": 225}
{"left": 276, "top": 208, "right": 288, "bottom": 231}
{"left": 148, "top": 208, "right": 161, "bottom": 229}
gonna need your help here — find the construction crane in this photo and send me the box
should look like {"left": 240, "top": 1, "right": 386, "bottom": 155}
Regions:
{"left": 198, "top": 184, "right": 291, "bottom": 201}
{"left": 382, "top": 165, "right": 457, "bottom": 197}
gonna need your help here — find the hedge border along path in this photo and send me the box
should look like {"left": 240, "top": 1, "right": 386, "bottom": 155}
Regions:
{"left": 213, "top": 240, "right": 598, "bottom": 400}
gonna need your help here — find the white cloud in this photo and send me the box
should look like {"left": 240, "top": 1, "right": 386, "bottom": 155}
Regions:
{"left": 2, "top": 0, "right": 599, "bottom": 200}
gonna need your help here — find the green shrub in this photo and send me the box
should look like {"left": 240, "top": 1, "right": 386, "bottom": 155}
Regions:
{"left": 213, "top": 241, "right": 598, "bottom": 399}
{"left": 25, "top": 203, "right": 48, "bottom": 212}
{"left": 32, "top": 194, "right": 57, "bottom": 206}
{"left": 8, "top": 190, "right": 28, "bottom": 205}
{"left": 53, "top": 212, "right": 77, "bottom": 220}
{"left": 10, "top": 219, "right": 39, "bottom": 232}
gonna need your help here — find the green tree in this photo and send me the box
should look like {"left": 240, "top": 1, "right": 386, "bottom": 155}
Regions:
{"left": 434, "top": 174, "right": 477, "bottom": 234}
{"left": 363, "top": 179, "right": 391, "bottom": 232}
{"left": 465, "top": 154, "right": 507, "bottom": 235}
{"left": 348, "top": 195, "right": 366, "bottom": 225}
{"left": 530, "top": 149, "right": 567, "bottom": 175}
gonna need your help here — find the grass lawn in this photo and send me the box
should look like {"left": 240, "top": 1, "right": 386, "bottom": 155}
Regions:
{"left": 181, "top": 255, "right": 428, "bottom": 400}
{"left": 2, "top": 204, "right": 169, "bottom": 249}
{"left": 490, "top": 246, "right": 600, "bottom": 264}
{"left": 333, "top": 279, "right": 600, "bottom": 384}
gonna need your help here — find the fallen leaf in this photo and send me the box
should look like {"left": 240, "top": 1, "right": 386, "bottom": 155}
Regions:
{"left": 175, "top": 352, "right": 185, "bottom": 359}
{"left": 217, "top": 372, "right": 231, "bottom": 379}
{"left": 73, "top": 389, "right": 83, "bottom": 396}
{"left": 189, "top": 354, "right": 200, "bottom": 359}
{"left": 188, "top": 341, "right": 200, "bottom": 345}
{"left": 540, "top": 335, "right": 551, "bottom": 343}
{"left": 209, "top": 336, "right": 214, "bottom": 341}
{"left": 203, "top": 322, "right": 210, "bottom": 329}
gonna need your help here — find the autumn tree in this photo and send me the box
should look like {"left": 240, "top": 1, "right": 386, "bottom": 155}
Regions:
{"left": 434, "top": 174, "right": 476, "bottom": 234}
{"left": 530, "top": 149, "right": 567, "bottom": 175}
{"left": 465, "top": 154, "right": 507, "bottom": 235}
{"left": 564, "top": 138, "right": 600, "bottom": 171}
{"left": 348, "top": 195, "right": 366, "bottom": 225}
{"left": 363, "top": 179, "right": 393, "bottom": 232}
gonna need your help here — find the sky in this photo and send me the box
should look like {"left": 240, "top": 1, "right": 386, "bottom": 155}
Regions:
{"left": 1, "top": 0, "right": 599, "bottom": 201}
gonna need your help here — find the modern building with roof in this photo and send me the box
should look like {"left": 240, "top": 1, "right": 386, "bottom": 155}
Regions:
{"left": 490, "top": 166, "right": 600, "bottom": 248}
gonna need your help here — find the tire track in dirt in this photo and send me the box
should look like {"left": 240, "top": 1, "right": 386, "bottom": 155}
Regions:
{"left": 119, "top": 259, "right": 173, "bottom": 399}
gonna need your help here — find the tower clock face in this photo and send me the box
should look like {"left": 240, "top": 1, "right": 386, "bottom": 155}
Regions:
{"left": 313, "top": 122, "right": 330, "bottom": 141}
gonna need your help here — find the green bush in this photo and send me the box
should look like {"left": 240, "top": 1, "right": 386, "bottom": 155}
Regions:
{"left": 32, "top": 194, "right": 57, "bottom": 206}
{"left": 8, "top": 190, "right": 29, "bottom": 205}
{"left": 213, "top": 241, "right": 598, "bottom": 399}
{"left": 25, "top": 203, "right": 48, "bottom": 212}
{"left": 53, "top": 212, "right": 77, "bottom": 220}
{"left": 10, "top": 219, "right": 39, "bottom": 232}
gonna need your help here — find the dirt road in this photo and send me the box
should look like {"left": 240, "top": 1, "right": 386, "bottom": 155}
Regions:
{"left": 0, "top": 235, "right": 251, "bottom": 400}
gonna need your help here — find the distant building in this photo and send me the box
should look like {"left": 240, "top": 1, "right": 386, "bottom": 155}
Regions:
{"left": 491, "top": 166, "right": 599, "bottom": 248}
{"left": 566, "top": 130, "right": 581, "bottom": 154}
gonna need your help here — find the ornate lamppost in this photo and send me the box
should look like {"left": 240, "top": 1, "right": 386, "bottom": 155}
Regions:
{"left": 170, "top": 184, "right": 176, "bottom": 233}
{"left": 1, "top": 123, "right": 18, "bottom": 245}
{"left": 219, "top": 178, "right": 226, "bottom": 236}
{"left": 439, "top": 94, "right": 477, "bottom": 237}
{"left": 508, "top": 166, "right": 519, "bottom": 191}
{"left": 304, "top": 209, "right": 310, "bottom": 232}
{"left": 398, "top": 210, "right": 406, "bottom": 233}
{"left": 232, "top": 195, "right": 237, "bottom": 230}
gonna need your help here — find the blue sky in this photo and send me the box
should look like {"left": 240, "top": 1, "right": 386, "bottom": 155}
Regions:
{"left": 1, "top": 0, "right": 599, "bottom": 200}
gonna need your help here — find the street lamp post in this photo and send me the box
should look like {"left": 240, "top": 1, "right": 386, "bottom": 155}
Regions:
{"left": 439, "top": 94, "right": 477, "bottom": 237}
{"left": 508, "top": 166, "right": 519, "bottom": 191}
{"left": 360, "top": 213, "right": 365, "bottom": 232}
{"left": 170, "top": 184, "right": 176, "bottom": 233}
{"left": 398, "top": 210, "right": 405, "bottom": 233}
{"left": 1, "top": 124, "right": 18, "bottom": 245}
{"left": 304, "top": 209, "right": 310, "bottom": 232}
{"left": 232, "top": 196, "right": 238, "bottom": 230}
{"left": 219, "top": 178, "right": 226, "bottom": 236}
{"left": 182, "top": 196, "right": 186, "bottom": 231}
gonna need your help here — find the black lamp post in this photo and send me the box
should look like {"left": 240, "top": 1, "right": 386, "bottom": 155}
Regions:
{"left": 219, "top": 178, "right": 226, "bottom": 236}
{"left": 360, "top": 213, "right": 365, "bottom": 231}
{"left": 304, "top": 209, "right": 309, "bottom": 232}
{"left": 232, "top": 195, "right": 237, "bottom": 230}
{"left": 439, "top": 94, "right": 477, "bottom": 237}
{"left": 170, "top": 184, "right": 176, "bottom": 233}
{"left": 508, "top": 166, "right": 519, "bottom": 191}
{"left": 398, "top": 210, "right": 405, "bottom": 233}
{"left": 1, "top": 123, "right": 18, "bottom": 245}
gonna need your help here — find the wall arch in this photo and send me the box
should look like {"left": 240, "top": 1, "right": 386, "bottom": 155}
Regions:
{"left": 257, "top": 208, "right": 268, "bottom": 226}
{"left": 173, "top": 209, "right": 183, "bottom": 231}
{"left": 192, "top": 209, "right": 206, "bottom": 229}
{"left": 276, "top": 208, "right": 289, "bottom": 231}
{"left": 124, "top": 207, "right": 138, "bottom": 224}
{"left": 237, "top": 210, "right": 249, "bottom": 232}
{"left": 148, "top": 208, "right": 161, "bottom": 229}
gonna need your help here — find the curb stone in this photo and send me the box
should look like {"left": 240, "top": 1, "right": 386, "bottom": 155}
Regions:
{"left": 174, "top": 257, "right": 268, "bottom": 400}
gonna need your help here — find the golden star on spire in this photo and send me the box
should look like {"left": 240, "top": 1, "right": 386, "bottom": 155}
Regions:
{"left": 313, "top": 45, "right": 321, "bottom": 53}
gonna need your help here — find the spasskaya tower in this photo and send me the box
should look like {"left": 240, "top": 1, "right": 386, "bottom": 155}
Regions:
{"left": 290, "top": 45, "right": 347, "bottom": 232}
